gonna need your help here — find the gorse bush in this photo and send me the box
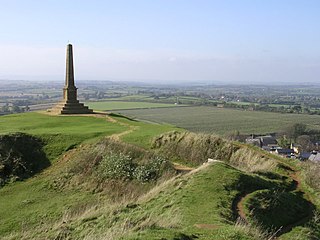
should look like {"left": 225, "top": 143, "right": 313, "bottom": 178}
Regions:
{"left": 134, "top": 156, "right": 168, "bottom": 182}
{"left": 98, "top": 152, "right": 170, "bottom": 183}
{"left": 99, "top": 152, "right": 135, "bottom": 179}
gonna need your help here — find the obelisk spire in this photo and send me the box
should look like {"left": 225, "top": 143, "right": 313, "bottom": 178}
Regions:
{"left": 65, "top": 44, "right": 75, "bottom": 88}
{"left": 52, "top": 44, "right": 93, "bottom": 114}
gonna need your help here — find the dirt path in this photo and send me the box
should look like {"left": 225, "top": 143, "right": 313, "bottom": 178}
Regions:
{"left": 104, "top": 115, "right": 139, "bottom": 141}
{"left": 236, "top": 195, "right": 248, "bottom": 221}
{"left": 172, "top": 162, "right": 195, "bottom": 173}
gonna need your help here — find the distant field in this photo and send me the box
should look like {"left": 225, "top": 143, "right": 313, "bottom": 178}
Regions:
{"left": 118, "top": 106, "right": 320, "bottom": 135}
{"left": 86, "top": 101, "right": 179, "bottom": 111}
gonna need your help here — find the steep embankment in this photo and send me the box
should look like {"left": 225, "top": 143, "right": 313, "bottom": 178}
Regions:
{"left": 152, "top": 131, "right": 319, "bottom": 239}
{"left": 0, "top": 133, "right": 50, "bottom": 186}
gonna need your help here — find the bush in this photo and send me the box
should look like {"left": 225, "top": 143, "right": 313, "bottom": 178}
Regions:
{"left": 99, "top": 152, "right": 135, "bottom": 179}
{"left": 98, "top": 152, "right": 171, "bottom": 183}
{"left": 134, "top": 156, "right": 168, "bottom": 182}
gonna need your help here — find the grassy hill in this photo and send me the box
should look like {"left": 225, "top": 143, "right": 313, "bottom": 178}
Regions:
{"left": 0, "top": 112, "right": 319, "bottom": 239}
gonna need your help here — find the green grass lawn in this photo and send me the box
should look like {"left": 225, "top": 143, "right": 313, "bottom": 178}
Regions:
{"left": 118, "top": 106, "right": 320, "bottom": 135}
{"left": 0, "top": 112, "right": 126, "bottom": 136}
{"left": 0, "top": 112, "right": 180, "bottom": 159}
{"left": 110, "top": 114, "right": 181, "bottom": 148}
{"left": 85, "top": 101, "right": 179, "bottom": 111}
{"left": 0, "top": 112, "right": 128, "bottom": 161}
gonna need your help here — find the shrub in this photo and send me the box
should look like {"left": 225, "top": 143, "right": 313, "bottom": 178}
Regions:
{"left": 134, "top": 156, "right": 168, "bottom": 182}
{"left": 98, "top": 152, "right": 135, "bottom": 180}
{"left": 98, "top": 152, "right": 171, "bottom": 183}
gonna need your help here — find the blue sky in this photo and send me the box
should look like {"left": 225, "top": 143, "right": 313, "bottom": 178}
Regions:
{"left": 0, "top": 0, "right": 319, "bottom": 83}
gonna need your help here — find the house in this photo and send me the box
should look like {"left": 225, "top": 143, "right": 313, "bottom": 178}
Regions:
{"left": 308, "top": 151, "right": 320, "bottom": 162}
{"left": 245, "top": 135, "right": 280, "bottom": 150}
{"left": 275, "top": 148, "right": 294, "bottom": 158}
{"left": 299, "top": 152, "right": 312, "bottom": 161}
{"left": 262, "top": 145, "right": 281, "bottom": 153}
{"left": 259, "top": 135, "right": 277, "bottom": 146}
{"left": 245, "top": 138, "right": 261, "bottom": 147}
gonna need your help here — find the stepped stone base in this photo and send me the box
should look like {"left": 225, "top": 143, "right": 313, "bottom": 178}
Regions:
{"left": 51, "top": 100, "right": 93, "bottom": 114}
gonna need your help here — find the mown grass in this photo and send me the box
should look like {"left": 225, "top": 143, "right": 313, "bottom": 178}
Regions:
{"left": 0, "top": 112, "right": 125, "bottom": 136}
{"left": 118, "top": 106, "right": 320, "bottom": 134}
{"left": 86, "top": 100, "right": 179, "bottom": 111}
{"left": 0, "top": 112, "right": 128, "bottom": 160}
{"left": 110, "top": 113, "right": 182, "bottom": 148}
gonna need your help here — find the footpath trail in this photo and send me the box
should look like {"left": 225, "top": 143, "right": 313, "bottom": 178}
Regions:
{"left": 105, "top": 115, "right": 139, "bottom": 141}
{"left": 172, "top": 162, "right": 195, "bottom": 173}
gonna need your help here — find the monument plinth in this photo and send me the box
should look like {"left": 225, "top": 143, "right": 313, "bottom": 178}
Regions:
{"left": 52, "top": 44, "right": 93, "bottom": 114}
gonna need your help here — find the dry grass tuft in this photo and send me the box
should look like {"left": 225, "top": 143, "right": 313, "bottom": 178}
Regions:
{"left": 233, "top": 217, "right": 278, "bottom": 240}
{"left": 302, "top": 161, "right": 320, "bottom": 191}
{"left": 229, "top": 148, "right": 277, "bottom": 173}
{"left": 153, "top": 131, "right": 277, "bottom": 173}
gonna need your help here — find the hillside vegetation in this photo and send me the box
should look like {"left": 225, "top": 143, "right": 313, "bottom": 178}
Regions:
{"left": 0, "top": 112, "right": 319, "bottom": 239}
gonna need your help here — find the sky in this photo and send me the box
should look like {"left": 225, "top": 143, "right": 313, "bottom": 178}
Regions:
{"left": 0, "top": 0, "right": 319, "bottom": 84}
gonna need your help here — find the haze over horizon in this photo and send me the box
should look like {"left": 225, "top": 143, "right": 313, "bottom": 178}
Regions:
{"left": 0, "top": 0, "right": 319, "bottom": 84}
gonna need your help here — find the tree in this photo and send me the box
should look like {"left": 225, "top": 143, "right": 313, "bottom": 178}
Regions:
{"left": 11, "top": 104, "right": 21, "bottom": 113}
{"left": 296, "top": 135, "right": 314, "bottom": 152}
{"left": 1, "top": 103, "right": 9, "bottom": 112}
{"left": 285, "top": 123, "right": 307, "bottom": 140}
{"left": 277, "top": 135, "right": 291, "bottom": 148}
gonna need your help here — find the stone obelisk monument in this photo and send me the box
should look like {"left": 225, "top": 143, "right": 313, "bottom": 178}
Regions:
{"left": 53, "top": 44, "right": 93, "bottom": 114}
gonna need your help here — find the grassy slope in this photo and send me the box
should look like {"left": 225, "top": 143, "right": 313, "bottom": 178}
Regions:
{"left": 118, "top": 106, "right": 320, "bottom": 134}
{"left": 0, "top": 160, "right": 264, "bottom": 240}
{"left": 116, "top": 163, "right": 256, "bottom": 240}
{"left": 0, "top": 112, "right": 180, "bottom": 239}
{"left": 0, "top": 112, "right": 319, "bottom": 239}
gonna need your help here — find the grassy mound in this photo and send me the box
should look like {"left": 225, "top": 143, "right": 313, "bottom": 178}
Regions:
{"left": 0, "top": 133, "right": 50, "bottom": 186}
{"left": 243, "top": 190, "right": 313, "bottom": 231}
